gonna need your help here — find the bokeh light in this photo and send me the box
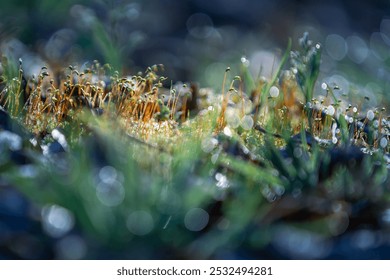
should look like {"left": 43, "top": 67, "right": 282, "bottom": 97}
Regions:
{"left": 184, "top": 208, "right": 209, "bottom": 231}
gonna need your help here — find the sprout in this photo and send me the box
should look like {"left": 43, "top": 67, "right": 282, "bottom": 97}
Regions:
{"left": 241, "top": 115, "right": 254, "bottom": 130}
{"left": 223, "top": 126, "right": 233, "bottom": 137}
{"left": 326, "top": 105, "right": 335, "bottom": 116}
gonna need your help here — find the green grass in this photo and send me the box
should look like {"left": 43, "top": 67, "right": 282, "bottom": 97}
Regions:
{"left": 0, "top": 33, "right": 389, "bottom": 259}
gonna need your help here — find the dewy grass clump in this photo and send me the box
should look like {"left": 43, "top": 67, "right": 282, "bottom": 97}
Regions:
{"left": 0, "top": 34, "right": 390, "bottom": 259}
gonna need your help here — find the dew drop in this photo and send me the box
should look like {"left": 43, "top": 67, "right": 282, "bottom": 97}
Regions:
{"left": 215, "top": 172, "right": 230, "bottom": 189}
{"left": 238, "top": 99, "right": 253, "bottom": 114}
{"left": 326, "top": 105, "right": 335, "bottom": 116}
{"left": 292, "top": 68, "right": 298, "bottom": 74}
{"left": 240, "top": 56, "right": 250, "bottom": 67}
{"left": 225, "top": 108, "right": 240, "bottom": 128}
{"left": 241, "top": 115, "right": 254, "bottom": 130}
{"left": 223, "top": 126, "right": 233, "bottom": 137}
{"left": 366, "top": 110, "right": 375, "bottom": 121}
{"left": 269, "top": 86, "right": 280, "bottom": 98}
{"left": 380, "top": 137, "right": 388, "bottom": 148}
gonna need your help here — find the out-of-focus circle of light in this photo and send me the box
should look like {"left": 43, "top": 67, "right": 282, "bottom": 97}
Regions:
{"left": 346, "top": 35, "right": 368, "bottom": 64}
{"left": 325, "top": 34, "right": 347, "bottom": 61}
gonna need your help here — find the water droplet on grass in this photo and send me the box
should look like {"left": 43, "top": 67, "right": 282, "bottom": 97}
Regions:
{"left": 211, "top": 152, "right": 220, "bottom": 164}
{"left": 223, "top": 126, "right": 233, "bottom": 137}
{"left": 51, "top": 129, "right": 68, "bottom": 150}
{"left": 215, "top": 172, "right": 230, "bottom": 189}
{"left": 225, "top": 108, "right": 240, "bottom": 128}
{"left": 42, "top": 204, "right": 74, "bottom": 238}
{"left": 269, "top": 86, "right": 279, "bottom": 98}
{"left": 56, "top": 235, "right": 87, "bottom": 259}
{"left": 380, "top": 137, "right": 388, "bottom": 148}
{"left": 326, "top": 105, "right": 335, "bottom": 116}
{"left": 240, "top": 56, "right": 250, "bottom": 67}
{"left": 237, "top": 99, "right": 253, "bottom": 114}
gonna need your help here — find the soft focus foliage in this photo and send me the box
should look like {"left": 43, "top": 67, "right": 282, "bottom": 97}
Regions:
{"left": 0, "top": 1, "right": 390, "bottom": 260}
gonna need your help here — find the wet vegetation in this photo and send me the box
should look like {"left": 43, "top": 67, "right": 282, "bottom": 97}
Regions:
{"left": 1, "top": 29, "right": 389, "bottom": 259}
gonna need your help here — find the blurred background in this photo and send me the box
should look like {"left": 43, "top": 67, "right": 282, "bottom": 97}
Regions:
{"left": 1, "top": 0, "right": 390, "bottom": 105}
